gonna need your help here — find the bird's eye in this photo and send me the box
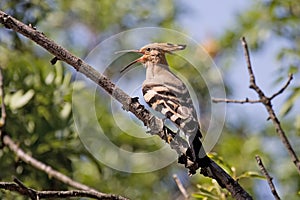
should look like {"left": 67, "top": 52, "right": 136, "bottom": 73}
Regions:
{"left": 146, "top": 48, "right": 151, "bottom": 51}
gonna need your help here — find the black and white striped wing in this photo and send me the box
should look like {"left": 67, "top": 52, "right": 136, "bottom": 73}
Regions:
{"left": 142, "top": 83, "right": 201, "bottom": 138}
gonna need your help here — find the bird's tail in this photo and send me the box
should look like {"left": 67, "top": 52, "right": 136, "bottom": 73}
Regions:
{"left": 188, "top": 129, "right": 210, "bottom": 168}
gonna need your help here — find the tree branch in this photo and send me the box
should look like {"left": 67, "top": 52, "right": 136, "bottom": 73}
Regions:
{"left": 255, "top": 155, "right": 281, "bottom": 200}
{"left": 212, "top": 97, "right": 262, "bottom": 104}
{"left": 0, "top": 178, "right": 128, "bottom": 200}
{"left": 212, "top": 74, "right": 293, "bottom": 105}
{"left": 0, "top": 10, "right": 252, "bottom": 199}
{"left": 214, "top": 37, "right": 300, "bottom": 175}
{"left": 173, "top": 174, "right": 189, "bottom": 199}
{"left": 240, "top": 37, "right": 300, "bottom": 174}
{"left": 269, "top": 74, "right": 293, "bottom": 100}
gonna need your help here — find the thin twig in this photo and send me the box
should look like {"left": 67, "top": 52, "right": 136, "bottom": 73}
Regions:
{"left": 241, "top": 37, "right": 300, "bottom": 174}
{"left": 212, "top": 97, "right": 262, "bottom": 104}
{"left": 212, "top": 73, "right": 293, "bottom": 104}
{"left": 0, "top": 11, "right": 253, "bottom": 200}
{"left": 0, "top": 179, "right": 128, "bottom": 200}
{"left": 241, "top": 38, "right": 266, "bottom": 98}
{"left": 269, "top": 74, "right": 293, "bottom": 100}
{"left": 13, "top": 177, "right": 38, "bottom": 200}
{"left": 173, "top": 174, "right": 189, "bottom": 199}
{"left": 255, "top": 155, "right": 281, "bottom": 200}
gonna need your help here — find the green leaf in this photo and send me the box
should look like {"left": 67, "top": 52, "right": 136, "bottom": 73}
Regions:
{"left": 7, "top": 89, "right": 35, "bottom": 110}
{"left": 192, "top": 192, "right": 219, "bottom": 200}
{"left": 236, "top": 171, "right": 266, "bottom": 180}
{"left": 208, "top": 152, "right": 234, "bottom": 175}
{"left": 295, "top": 115, "right": 300, "bottom": 135}
{"left": 280, "top": 87, "right": 300, "bottom": 117}
{"left": 60, "top": 102, "right": 71, "bottom": 119}
{"left": 288, "top": 65, "right": 299, "bottom": 74}
{"left": 192, "top": 193, "right": 207, "bottom": 199}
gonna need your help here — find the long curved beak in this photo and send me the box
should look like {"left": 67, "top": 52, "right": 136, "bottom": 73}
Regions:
{"left": 116, "top": 49, "right": 143, "bottom": 73}
{"left": 120, "top": 57, "right": 143, "bottom": 73}
{"left": 115, "top": 49, "right": 140, "bottom": 54}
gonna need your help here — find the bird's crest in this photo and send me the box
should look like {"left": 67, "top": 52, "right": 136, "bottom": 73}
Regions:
{"left": 140, "top": 43, "right": 186, "bottom": 54}
{"left": 118, "top": 43, "right": 186, "bottom": 72}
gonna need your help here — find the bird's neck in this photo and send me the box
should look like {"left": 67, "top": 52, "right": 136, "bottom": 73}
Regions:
{"left": 145, "top": 55, "right": 170, "bottom": 80}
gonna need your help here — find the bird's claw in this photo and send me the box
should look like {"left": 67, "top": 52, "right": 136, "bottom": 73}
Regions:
{"left": 122, "top": 97, "right": 139, "bottom": 111}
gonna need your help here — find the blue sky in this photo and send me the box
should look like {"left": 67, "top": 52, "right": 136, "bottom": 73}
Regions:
{"left": 178, "top": 1, "right": 299, "bottom": 132}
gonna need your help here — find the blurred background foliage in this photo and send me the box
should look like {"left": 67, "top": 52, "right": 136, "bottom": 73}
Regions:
{"left": 0, "top": 0, "right": 299, "bottom": 199}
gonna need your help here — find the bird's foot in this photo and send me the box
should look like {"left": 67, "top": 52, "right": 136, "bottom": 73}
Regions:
{"left": 122, "top": 97, "right": 139, "bottom": 111}
{"left": 178, "top": 154, "right": 199, "bottom": 176}
{"left": 161, "top": 126, "right": 173, "bottom": 143}
{"left": 162, "top": 125, "right": 179, "bottom": 143}
{"left": 131, "top": 96, "right": 139, "bottom": 103}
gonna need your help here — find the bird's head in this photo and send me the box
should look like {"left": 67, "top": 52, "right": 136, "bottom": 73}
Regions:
{"left": 118, "top": 43, "right": 186, "bottom": 73}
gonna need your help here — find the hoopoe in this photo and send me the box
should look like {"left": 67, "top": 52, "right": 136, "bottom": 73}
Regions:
{"left": 120, "top": 43, "right": 210, "bottom": 173}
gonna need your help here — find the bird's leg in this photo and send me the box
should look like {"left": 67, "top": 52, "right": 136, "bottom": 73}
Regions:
{"left": 130, "top": 96, "right": 140, "bottom": 102}
{"left": 161, "top": 118, "right": 179, "bottom": 143}
{"left": 161, "top": 118, "right": 171, "bottom": 143}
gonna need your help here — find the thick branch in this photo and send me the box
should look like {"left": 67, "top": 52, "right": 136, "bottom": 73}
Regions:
{"left": 255, "top": 156, "right": 281, "bottom": 200}
{"left": 241, "top": 37, "right": 300, "bottom": 174}
{"left": 0, "top": 10, "right": 252, "bottom": 199}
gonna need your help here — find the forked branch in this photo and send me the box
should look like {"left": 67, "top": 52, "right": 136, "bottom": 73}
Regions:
{"left": 241, "top": 37, "right": 300, "bottom": 174}
{"left": 213, "top": 37, "right": 300, "bottom": 174}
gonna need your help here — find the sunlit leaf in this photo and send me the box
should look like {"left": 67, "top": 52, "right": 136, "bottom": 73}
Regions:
{"left": 192, "top": 193, "right": 209, "bottom": 200}
{"left": 45, "top": 72, "right": 55, "bottom": 85}
{"left": 7, "top": 89, "right": 35, "bottom": 110}
{"left": 208, "top": 152, "right": 234, "bottom": 175}
{"left": 280, "top": 87, "right": 300, "bottom": 117}
{"left": 192, "top": 192, "right": 219, "bottom": 200}
{"left": 60, "top": 102, "right": 71, "bottom": 119}
{"left": 295, "top": 115, "right": 300, "bottom": 135}
{"left": 236, "top": 171, "right": 266, "bottom": 180}
{"left": 288, "top": 65, "right": 299, "bottom": 74}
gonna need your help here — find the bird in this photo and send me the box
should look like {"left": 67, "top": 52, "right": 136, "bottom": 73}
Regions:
{"left": 119, "top": 43, "right": 210, "bottom": 173}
